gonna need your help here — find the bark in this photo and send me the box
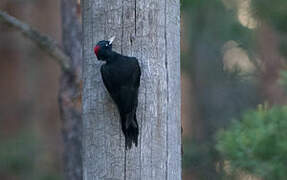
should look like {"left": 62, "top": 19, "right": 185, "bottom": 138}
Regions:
{"left": 59, "top": 0, "right": 83, "bottom": 180}
{"left": 82, "top": 0, "right": 181, "bottom": 179}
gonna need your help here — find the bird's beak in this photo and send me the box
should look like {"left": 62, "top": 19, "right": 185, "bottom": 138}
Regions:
{"left": 108, "top": 36, "right": 115, "bottom": 45}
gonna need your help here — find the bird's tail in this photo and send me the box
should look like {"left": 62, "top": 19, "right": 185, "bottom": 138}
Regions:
{"left": 120, "top": 111, "right": 139, "bottom": 149}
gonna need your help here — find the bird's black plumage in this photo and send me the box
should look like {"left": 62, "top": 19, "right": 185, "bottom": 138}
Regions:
{"left": 94, "top": 38, "right": 141, "bottom": 149}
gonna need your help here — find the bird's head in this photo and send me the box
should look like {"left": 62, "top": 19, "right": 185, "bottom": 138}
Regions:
{"left": 94, "top": 36, "right": 115, "bottom": 61}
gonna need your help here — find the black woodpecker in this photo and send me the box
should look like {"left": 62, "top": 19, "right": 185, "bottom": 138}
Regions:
{"left": 94, "top": 36, "right": 141, "bottom": 149}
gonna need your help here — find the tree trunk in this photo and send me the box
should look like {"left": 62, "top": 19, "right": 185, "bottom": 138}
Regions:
{"left": 59, "top": 0, "right": 82, "bottom": 179}
{"left": 82, "top": 0, "right": 181, "bottom": 179}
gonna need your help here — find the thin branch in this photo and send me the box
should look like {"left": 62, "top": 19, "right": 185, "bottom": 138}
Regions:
{"left": 0, "top": 10, "right": 70, "bottom": 71}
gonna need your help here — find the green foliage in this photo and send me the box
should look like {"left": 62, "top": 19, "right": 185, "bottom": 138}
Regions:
{"left": 183, "top": 139, "right": 224, "bottom": 180}
{"left": 0, "top": 131, "right": 62, "bottom": 180}
{"left": 181, "top": 0, "right": 261, "bottom": 178}
{"left": 216, "top": 105, "right": 287, "bottom": 180}
{"left": 183, "top": 140, "right": 218, "bottom": 170}
{"left": 181, "top": 0, "right": 223, "bottom": 9}
{"left": 279, "top": 40, "right": 287, "bottom": 60}
{"left": 279, "top": 70, "right": 287, "bottom": 92}
{"left": 251, "top": 0, "right": 287, "bottom": 33}
{"left": 251, "top": 0, "right": 287, "bottom": 58}
{"left": 0, "top": 131, "right": 36, "bottom": 175}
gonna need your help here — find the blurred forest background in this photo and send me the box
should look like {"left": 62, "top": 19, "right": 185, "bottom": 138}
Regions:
{"left": 0, "top": 0, "right": 287, "bottom": 180}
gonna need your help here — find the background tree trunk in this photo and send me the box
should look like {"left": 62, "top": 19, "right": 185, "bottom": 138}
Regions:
{"left": 59, "top": 0, "right": 82, "bottom": 179}
{"left": 82, "top": 0, "right": 181, "bottom": 179}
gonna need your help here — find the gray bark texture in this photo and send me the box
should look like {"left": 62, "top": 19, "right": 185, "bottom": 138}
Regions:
{"left": 82, "top": 0, "right": 181, "bottom": 179}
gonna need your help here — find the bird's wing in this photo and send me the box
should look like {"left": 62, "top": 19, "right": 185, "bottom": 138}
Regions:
{"left": 100, "top": 65, "right": 116, "bottom": 96}
{"left": 133, "top": 58, "right": 141, "bottom": 88}
{"left": 101, "top": 65, "right": 131, "bottom": 110}
{"left": 119, "top": 58, "right": 141, "bottom": 112}
{"left": 100, "top": 60, "right": 141, "bottom": 113}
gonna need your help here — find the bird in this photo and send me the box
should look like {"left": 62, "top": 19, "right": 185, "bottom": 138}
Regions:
{"left": 94, "top": 36, "right": 141, "bottom": 149}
